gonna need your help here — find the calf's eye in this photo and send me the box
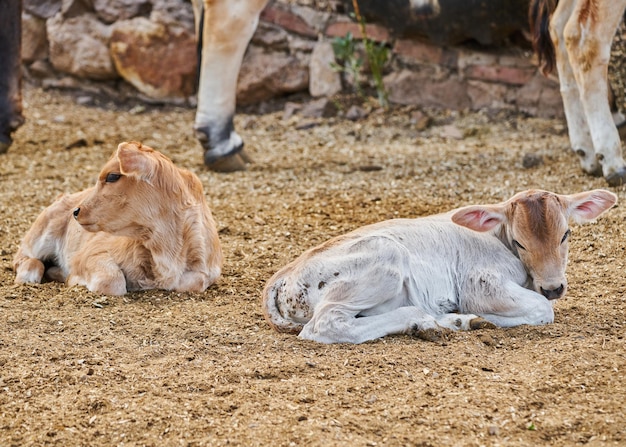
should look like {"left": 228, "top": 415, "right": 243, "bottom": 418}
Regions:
{"left": 105, "top": 173, "right": 122, "bottom": 183}
{"left": 513, "top": 239, "right": 525, "bottom": 251}
{"left": 561, "top": 229, "right": 571, "bottom": 244}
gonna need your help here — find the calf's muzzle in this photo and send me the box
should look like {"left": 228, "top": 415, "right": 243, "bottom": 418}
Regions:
{"left": 540, "top": 284, "right": 564, "bottom": 300}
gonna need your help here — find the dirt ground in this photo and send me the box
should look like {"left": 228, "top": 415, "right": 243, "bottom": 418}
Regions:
{"left": 0, "top": 84, "right": 625, "bottom": 447}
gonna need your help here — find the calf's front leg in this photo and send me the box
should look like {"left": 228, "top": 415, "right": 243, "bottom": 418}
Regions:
{"left": 68, "top": 254, "right": 128, "bottom": 296}
{"left": 173, "top": 271, "right": 214, "bottom": 293}
{"left": 467, "top": 280, "right": 555, "bottom": 327}
{"left": 14, "top": 256, "right": 46, "bottom": 284}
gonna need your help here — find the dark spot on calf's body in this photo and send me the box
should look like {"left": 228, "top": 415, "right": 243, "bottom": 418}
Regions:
{"left": 296, "top": 288, "right": 308, "bottom": 306}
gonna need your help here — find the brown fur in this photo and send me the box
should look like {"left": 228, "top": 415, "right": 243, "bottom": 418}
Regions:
{"left": 14, "top": 142, "right": 222, "bottom": 295}
{"left": 505, "top": 192, "right": 570, "bottom": 294}
{"left": 509, "top": 191, "right": 562, "bottom": 243}
{"left": 577, "top": 0, "right": 599, "bottom": 26}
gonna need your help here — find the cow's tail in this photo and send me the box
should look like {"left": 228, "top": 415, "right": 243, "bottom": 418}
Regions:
{"left": 529, "top": 0, "right": 559, "bottom": 75}
{"left": 195, "top": 2, "right": 204, "bottom": 88}
{"left": 261, "top": 275, "right": 306, "bottom": 335}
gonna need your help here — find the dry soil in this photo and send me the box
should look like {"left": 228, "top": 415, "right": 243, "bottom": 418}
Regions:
{"left": 0, "top": 85, "right": 625, "bottom": 446}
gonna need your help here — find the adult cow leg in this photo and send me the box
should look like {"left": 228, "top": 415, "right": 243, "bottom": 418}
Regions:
{"left": 548, "top": 0, "right": 626, "bottom": 185}
{"left": 549, "top": 0, "right": 602, "bottom": 177}
{"left": 562, "top": 0, "right": 626, "bottom": 186}
{"left": 0, "top": 0, "right": 24, "bottom": 154}
{"left": 193, "top": 0, "right": 268, "bottom": 172}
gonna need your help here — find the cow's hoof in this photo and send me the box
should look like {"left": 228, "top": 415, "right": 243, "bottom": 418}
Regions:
{"left": 0, "top": 137, "right": 11, "bottom": 154}
{"left": 584, "top": 165, "right": 604, "bottom": 178}
{"left": 412, "top": 326, "right": 452, "bottom": 343}
{"left": 469, "top": 317, "right": 497, "bottom": 330}
{"left": 205, "top": 152, "right": 247, "bottom": 172}
{"left": 605, "top": 168, "right": 626, "bottom": 187}
{"left": 238, "top": 148, "right": 254, "bottom": 164}
{"left": 575, "top": 149, "right": 603, "bottom": 177}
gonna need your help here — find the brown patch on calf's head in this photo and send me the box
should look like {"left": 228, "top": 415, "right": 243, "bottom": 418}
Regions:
{"left": 505, "top": 190, "right": 573, "bottom": 298}
{"left": 508, "top": 191, "right": 565, "bottom": 243}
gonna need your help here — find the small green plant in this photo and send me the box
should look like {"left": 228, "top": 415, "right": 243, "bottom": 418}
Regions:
{"left": 331, "top": 32, "right": 364, "bottom": 96}
{"left": 364, "top": 39, "right": 389, "bottom": 107}
{"left": 330, "top": 0, "right": 390, "bottom": 108}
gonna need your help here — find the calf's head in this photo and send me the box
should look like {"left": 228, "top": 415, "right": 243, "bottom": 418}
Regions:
{"left": 451, "top": 189, "right": 617, "bottom": 300}
{"left": 74, "top": 141, "right": 198, "bottom": 238}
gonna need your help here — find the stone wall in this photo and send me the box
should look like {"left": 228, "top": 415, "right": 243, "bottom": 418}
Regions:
{"left": 21, "top": 0, "right": 563, "bottom": 117}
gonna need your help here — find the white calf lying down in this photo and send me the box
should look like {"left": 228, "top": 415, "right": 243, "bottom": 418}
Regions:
{"left": 262, "top": 189, "right": 617, "bottom": 344}
{"left": 14, "top": 142, "right": 222, "bottom": 295}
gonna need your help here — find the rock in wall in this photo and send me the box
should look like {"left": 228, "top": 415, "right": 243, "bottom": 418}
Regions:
{"left": 21, "top": 0, "right": 563, "bottom": 117}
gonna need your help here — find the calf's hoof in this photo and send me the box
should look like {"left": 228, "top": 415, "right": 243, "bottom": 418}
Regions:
{"left": 605, "top": 167, "right": 626, "bottom": 187}
{"left": 411, "top": 325, "right": 452, "bottom": 343}
{"left": 469, "top": 317, "right": 497, "bottom": 330}
{"left": 575, "top": 149, "right": 603, "bottom": 177}
{"left": 205, "top": 152, "right": 247, "bottom": 172}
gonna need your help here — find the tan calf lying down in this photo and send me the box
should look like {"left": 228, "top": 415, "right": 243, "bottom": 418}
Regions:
{"left": 14, "top": 142, "right": 222, "bottom": 295}
{"left": 263, "top": 189, "right": 617, "bottom": 344}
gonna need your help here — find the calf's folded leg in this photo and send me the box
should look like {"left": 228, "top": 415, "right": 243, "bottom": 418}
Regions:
{"left": 299, "top": 305, "right": 442, "bottom": 344}
{"left": 68, "top": 255, "right": 127, "bottom": 296}
{"left": 174, "top": 271, "right": 214, "bottom": 293}
{"left": 14, "top": 256, "right": 45, "bottom": 284}
{"left": 469, "top": 281, "right": 554, "bottom": 327}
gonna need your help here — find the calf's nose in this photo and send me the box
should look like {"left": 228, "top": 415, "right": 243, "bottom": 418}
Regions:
{"left": 540, "top": 284, "right": 564, "bottom": 300}
{"left": 73, "top": 207, "right": 80, "bottom": 219}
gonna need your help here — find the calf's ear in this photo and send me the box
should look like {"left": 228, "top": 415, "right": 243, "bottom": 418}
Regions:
{"left": 563, "top": 189, "right": 618, "bottom": 224}
{"left": 117, "top": 142, "right": 156, "bottom": 181}
{"left": 451, "top": 204, "right": 507, "bottom": 232}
